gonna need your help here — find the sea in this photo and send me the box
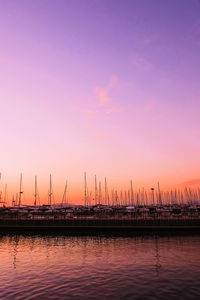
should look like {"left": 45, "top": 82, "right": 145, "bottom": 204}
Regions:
{"left": 0, "top": 233, "right": 200, "bottom": 299}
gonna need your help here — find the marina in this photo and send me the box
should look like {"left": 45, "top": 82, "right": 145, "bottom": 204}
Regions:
{"left": 1, "top": 1, "right": 200, "bottom": 299}
{"left": 0, "top": 204, "right": 200, "bottom": 232}
{"left": 0, "top": 174, "right": 200, "bottom": 231}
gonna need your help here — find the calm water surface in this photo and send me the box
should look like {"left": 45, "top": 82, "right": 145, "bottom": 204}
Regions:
{"left": 0, "top": 234, "right": 200, "bottom": 299}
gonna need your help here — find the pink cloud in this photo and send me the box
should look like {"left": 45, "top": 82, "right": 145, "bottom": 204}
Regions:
{"left": 94, "top": 87, "right": 111, "bottom": 105}
{"left": 88, "top": 111, "right": 95, "bottom": 118}
{"left": 94, "top": 75, "right": 118, "bottom": 106}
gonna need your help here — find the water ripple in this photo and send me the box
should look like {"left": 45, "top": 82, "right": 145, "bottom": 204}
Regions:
{"left": 0, "top": 235, "right": 200, "bottom": 299}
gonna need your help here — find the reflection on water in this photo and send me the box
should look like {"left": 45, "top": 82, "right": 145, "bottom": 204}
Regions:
{"left": 0, "top": 234, "right": 200, "bottom": 299}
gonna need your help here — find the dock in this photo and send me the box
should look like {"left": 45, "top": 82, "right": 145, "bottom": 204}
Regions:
{"left": 1, "top": 218, "right": 200, "bottom": 235}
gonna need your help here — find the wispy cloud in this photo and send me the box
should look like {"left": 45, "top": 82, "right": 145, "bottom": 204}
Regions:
{"left": 105, "top": 107, "right": 123, "bottom": 114}
{"left": 94, "top": 75, "right": 118, "bottom": 106}
{"left": 178, "top": 178, "right": 200, "bottom": 186}
{"left": 130, "top": 53, "right": 153, "bottom": 73}
{"left": 138, "top": 36, "right": 157, "bottom": 46}
{"left": 89, "top": 76, "right": 124, "bottom": 120}
{"left": 96, "top": 131, "right": 109, "bottom": 139}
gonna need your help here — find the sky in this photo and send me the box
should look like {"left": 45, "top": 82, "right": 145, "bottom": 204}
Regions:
{"left": 0, "top": 0, "right": 200, "bottom": 204}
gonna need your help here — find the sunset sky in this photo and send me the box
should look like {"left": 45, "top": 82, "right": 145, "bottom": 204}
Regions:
{"left": 0, "top": 0, "right": 200, "bottom": 204}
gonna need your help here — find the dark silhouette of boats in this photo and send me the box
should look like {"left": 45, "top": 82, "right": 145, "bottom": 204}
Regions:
{"left": 0, "top": 173, "right": 200, "bottom": 232}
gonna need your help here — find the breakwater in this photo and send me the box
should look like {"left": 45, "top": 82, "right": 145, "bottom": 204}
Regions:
{"left": 1, "top": 218, "right": 200, "bottom": 234}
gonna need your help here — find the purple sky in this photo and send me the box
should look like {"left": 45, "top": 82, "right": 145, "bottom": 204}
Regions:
{"left": 0, "top": 0, "right": 200, "bottom": 203}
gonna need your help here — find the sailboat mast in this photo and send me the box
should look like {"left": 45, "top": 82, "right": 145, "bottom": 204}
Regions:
{"left": 12, "top": 195, "right": 15, "bottom": 206}
{"left": 49, "top": 174, "right": 52, "bottom": 206}
{"left": 84, "top": 172, "right": 87, "bottom": 206}
{"left": 95, "top": 175, "right": 98, "bottom": 205}
{"left": 19, "top": 173, "right": 23, "bottom": 207}
{"left": 34, "top": 176, "right": 37, "bottom": 207}
{"left": 151, "top": 187, "right": 155, "bottom": 206}
{"left": 99, "top": 181, "right": 102, "bottom": 205}
{"left": 62, "top": 180, "right": 68, "bottom": 207}
{"left": 130, "top": 180, "right": 134, "bottom": 206}
{"left": 105, "top": 177, "right": 107, "bottom": 206}
{"left": 3, "top": 184, "right": 7, "bottom": 204}
{"left": 4, "top": 184, "right": 7, "bottom": 205}
{"left": 158, "top": 182, "right": 162, "bottom": 206}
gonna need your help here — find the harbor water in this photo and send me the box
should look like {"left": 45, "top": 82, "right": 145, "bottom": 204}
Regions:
{"left": 0, "top": 233, "right": 200, "bottom": 299}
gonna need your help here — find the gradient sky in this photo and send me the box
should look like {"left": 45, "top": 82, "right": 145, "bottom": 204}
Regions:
{"left": 0, "top": 0, "right": 200, "bottom": 204}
